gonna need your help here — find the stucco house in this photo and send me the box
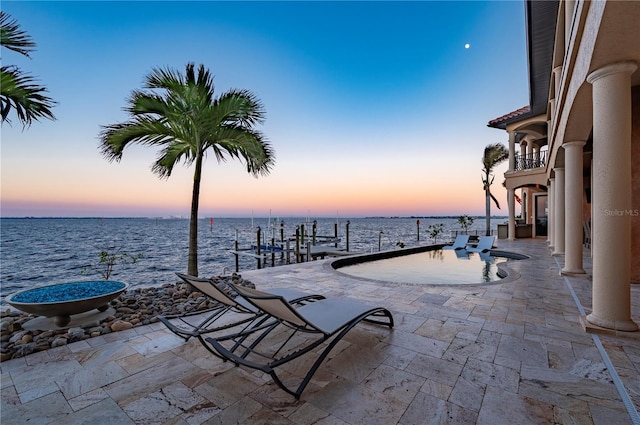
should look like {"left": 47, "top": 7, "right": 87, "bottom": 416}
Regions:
{"left": 488, "top": 0, "right": 639, "bottom": 333}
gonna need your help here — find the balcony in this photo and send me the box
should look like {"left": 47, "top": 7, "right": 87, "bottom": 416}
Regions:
{"left": 515, "top": 151, "right": 546, "bottom": 171}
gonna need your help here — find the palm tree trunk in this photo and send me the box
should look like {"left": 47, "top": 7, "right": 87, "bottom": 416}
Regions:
{"left": 485, "top": 189, "right": 491, "bottom": 236}
{"left": 485, "top": 170, "right": 491, "bottom": 236}
{"left": 188, "top": 154, "right": 203, "bottom": 276}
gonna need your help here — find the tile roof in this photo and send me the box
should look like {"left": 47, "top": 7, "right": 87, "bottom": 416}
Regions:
{"left": 488, "top": 105, "right": 531, "bottom": 127}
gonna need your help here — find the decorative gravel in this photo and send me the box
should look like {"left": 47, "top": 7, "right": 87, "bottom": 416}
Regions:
{"left": 10, "top": 281, "right": 127, "bottom": 304}
{"left": 1, "top": 274, "right": 253, "bottom": 362}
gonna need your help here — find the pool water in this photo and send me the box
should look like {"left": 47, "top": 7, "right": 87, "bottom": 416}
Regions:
{"left": 335, "top": 249, "right": 515, "bottom": 285}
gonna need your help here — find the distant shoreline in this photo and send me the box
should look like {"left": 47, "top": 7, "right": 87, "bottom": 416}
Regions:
{"left": 0, "top": 215, "right": 509, "bottom": 220}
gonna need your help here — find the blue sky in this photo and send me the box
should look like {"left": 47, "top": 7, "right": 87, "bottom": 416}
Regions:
{"left": 1, "top": 1, "right": 528, "bottom": 218}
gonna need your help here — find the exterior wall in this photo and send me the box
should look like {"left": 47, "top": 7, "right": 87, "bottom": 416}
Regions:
{"left": 632, "top": 86, "right": 640, "bottom": 284}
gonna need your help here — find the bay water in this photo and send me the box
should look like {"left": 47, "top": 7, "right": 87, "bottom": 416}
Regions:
{"left": 0, "top": 216, "right": 506, "bottom": 305}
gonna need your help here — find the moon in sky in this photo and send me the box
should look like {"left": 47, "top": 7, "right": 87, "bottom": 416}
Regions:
{"left": 465, "top": 43, "right": 470, "bottom": 49}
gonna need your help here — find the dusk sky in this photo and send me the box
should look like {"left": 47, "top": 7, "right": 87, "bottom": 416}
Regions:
{"left": 1, "top": 1, "right": 528, "bottom": 218}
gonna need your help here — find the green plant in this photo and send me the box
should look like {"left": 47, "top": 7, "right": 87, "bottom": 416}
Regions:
{"left": 85, "top": 248, "right": 142, "bottom": 280}
{"left": 427, "top": 223, "right": 445, "bottom": 243}
{"left": 457, "top": 214, "right": 474, "bottom": 234}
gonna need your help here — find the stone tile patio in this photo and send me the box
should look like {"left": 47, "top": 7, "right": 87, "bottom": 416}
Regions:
{"left": 1, "top": 238, "right": 639, "bottom": 424}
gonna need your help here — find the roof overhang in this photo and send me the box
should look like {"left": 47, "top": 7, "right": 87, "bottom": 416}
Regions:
{"left": 488, "top": 0, "right": 559, "bottom": 130}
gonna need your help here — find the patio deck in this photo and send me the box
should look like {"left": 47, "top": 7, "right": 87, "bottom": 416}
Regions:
{"left": 1, "top": 238, "right": 639, "bottom": 424}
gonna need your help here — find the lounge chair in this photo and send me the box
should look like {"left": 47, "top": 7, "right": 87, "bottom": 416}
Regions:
{"left": 202, "top": 283, "right": 394, "bottom": 399}
{"left": 158, "top": 273, "right": 325, "bottom": 341}
{"left": 467, "top": 235, "right": 495, "bottom": 252}
{"left": 478, "top": 250, "right": 494, "bottom": 262}
{"left": 454, "top": 249, "right": 470, "bottom": 259}
{"left": 443, "top": 234, "right": 470, "bottom": 250}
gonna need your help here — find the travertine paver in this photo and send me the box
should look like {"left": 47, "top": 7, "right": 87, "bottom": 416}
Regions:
{"left": 1, "top": 238, "right": 639, "bottom": 424}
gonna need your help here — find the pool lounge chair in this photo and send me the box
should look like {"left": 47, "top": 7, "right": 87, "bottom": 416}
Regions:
{"left": 158, "top": 273, "right": 325, "bottom": 341}
{"left": 454, "top": 249, "right": 470, "bottom": 259}
{"left": 467, "top": 235, "right": 495, "bottom": 253}
{"left": 443, "top": 234, "right": 470, "bottom": 250}
{"left": 478, "top": 250, "right": 494, "bottom": 262}
{"left": 202, "top": 283, "right": 394, "bottom": 399}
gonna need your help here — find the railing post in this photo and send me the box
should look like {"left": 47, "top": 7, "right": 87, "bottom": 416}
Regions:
{"left": 417, "top": 219, "right": 420, "bottom": 241}
{"left": 334, "top": 222, "right": 338, "bottom": 248}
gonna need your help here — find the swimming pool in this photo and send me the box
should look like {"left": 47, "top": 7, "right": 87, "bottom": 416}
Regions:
{"left": 332, "top": 246, "right": 526, "bottom": 285}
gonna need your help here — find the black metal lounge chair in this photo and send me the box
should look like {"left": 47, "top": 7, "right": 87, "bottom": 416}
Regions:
{"left": 157, "top": 273, "right": 325, "bottom": 341}
{"left": 202, "top": 283, "right": 394, "bottom": 399}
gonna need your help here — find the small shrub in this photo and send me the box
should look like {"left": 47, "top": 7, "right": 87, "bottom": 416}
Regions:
{"left": 427, "top": 223, "right": 445, "bottom": 243}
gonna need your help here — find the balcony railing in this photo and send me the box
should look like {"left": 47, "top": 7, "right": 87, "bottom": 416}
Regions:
{"left": 514, "top": 151, "right": 546, "bottom": 171}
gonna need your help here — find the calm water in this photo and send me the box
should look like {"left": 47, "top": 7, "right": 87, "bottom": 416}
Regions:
{"left": 0, "top": 217, "right": 505, "bottom": 304}
{"left": 336, "top": 248, "right": 507, "bottom": 285}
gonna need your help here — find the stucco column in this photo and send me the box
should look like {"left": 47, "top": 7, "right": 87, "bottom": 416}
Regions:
{"left": 586, "top": 61, "right": 638, "bottom": 331}
{"left": 508, "top": 131, "right": 516, "bottom": 171}
{"left": 548, "top": 178, "right": 555, "bottom": 247}
{"left": 508, "top": 188, "right": 516, "bottom": 240}
{"left": 565, "top": 1, "right": 575, "bottom": 48}
{"left": 552, "top": 168, "right": 565, "bottom": 256}
{"left": 553, "top": 66, "right": 562, "bottom": 99}
{"left": 562, "top": 141, "right": 586, "bottom": 275}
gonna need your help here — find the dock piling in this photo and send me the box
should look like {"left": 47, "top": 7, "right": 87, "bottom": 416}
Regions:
{"left": 256, "top": 227, "right": 262, "bottom": 269}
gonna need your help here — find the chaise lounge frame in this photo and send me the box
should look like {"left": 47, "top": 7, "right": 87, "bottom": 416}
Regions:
{"left": 202, "top": 284, "right": 394, "bottom": 399}
{"left": 158, "top": 273, "right": 324, "bottom": 341}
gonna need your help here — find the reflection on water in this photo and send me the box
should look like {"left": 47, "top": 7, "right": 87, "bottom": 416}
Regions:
{"left": 338, "top": 248, "right": 512, "bottom": 285}
{"left": 426, "top": 249, "right": 445, "bottom": 261}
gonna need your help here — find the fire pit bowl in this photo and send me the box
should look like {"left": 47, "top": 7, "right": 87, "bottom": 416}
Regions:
{"left": 7, "top": 281, "right": 128, "bottom": 327}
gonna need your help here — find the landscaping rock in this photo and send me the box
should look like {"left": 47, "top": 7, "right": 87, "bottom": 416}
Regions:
{"left": 0, "top": 273, "right": 254, "bottom": 361}
{"left": 67, "top": 327, "right": 86, "bottom": 342}
{"left": 51, "top": 337, "right": 67, "bottom": 348}
{"left": 110, "top": 320, "right": 133, "bottom": 332}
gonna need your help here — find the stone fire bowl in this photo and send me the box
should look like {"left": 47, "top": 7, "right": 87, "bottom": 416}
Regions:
{"left": 7, "top": 281, "right": 128, "bottom": 327}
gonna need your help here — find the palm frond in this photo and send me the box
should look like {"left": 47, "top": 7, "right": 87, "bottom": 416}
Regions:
{"left": 99, "top": 117, "right": 183, "bottom": 162}
{"left": 482, "top": 143, "right": 509, "bottom": 172}
{"left": 204, "top": 125, "right": 275, "bottom": 177}
{"left": 215, "top": 89, "right": 266, "bottom": 127}
{"left": 152, "top": 141, "right": 195, "bottom": 178}
{"left": 490, "top": 191, "right": 501, "bottom": 209}
{"left": 0, "top": 65, "right": 55, "bottom": 126}
{"left": 0, "top": 12, "right": 35, "bottom": 57}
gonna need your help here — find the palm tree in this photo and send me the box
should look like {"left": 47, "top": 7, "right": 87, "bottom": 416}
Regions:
{"left": 0, "top": 11, "right": 55, "bottom": 127}
{"left": 100, "top": 63, "right": 275, "bottom": 276}
{"left": 482, "top": 143, "right": 508, "bottom": 236}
